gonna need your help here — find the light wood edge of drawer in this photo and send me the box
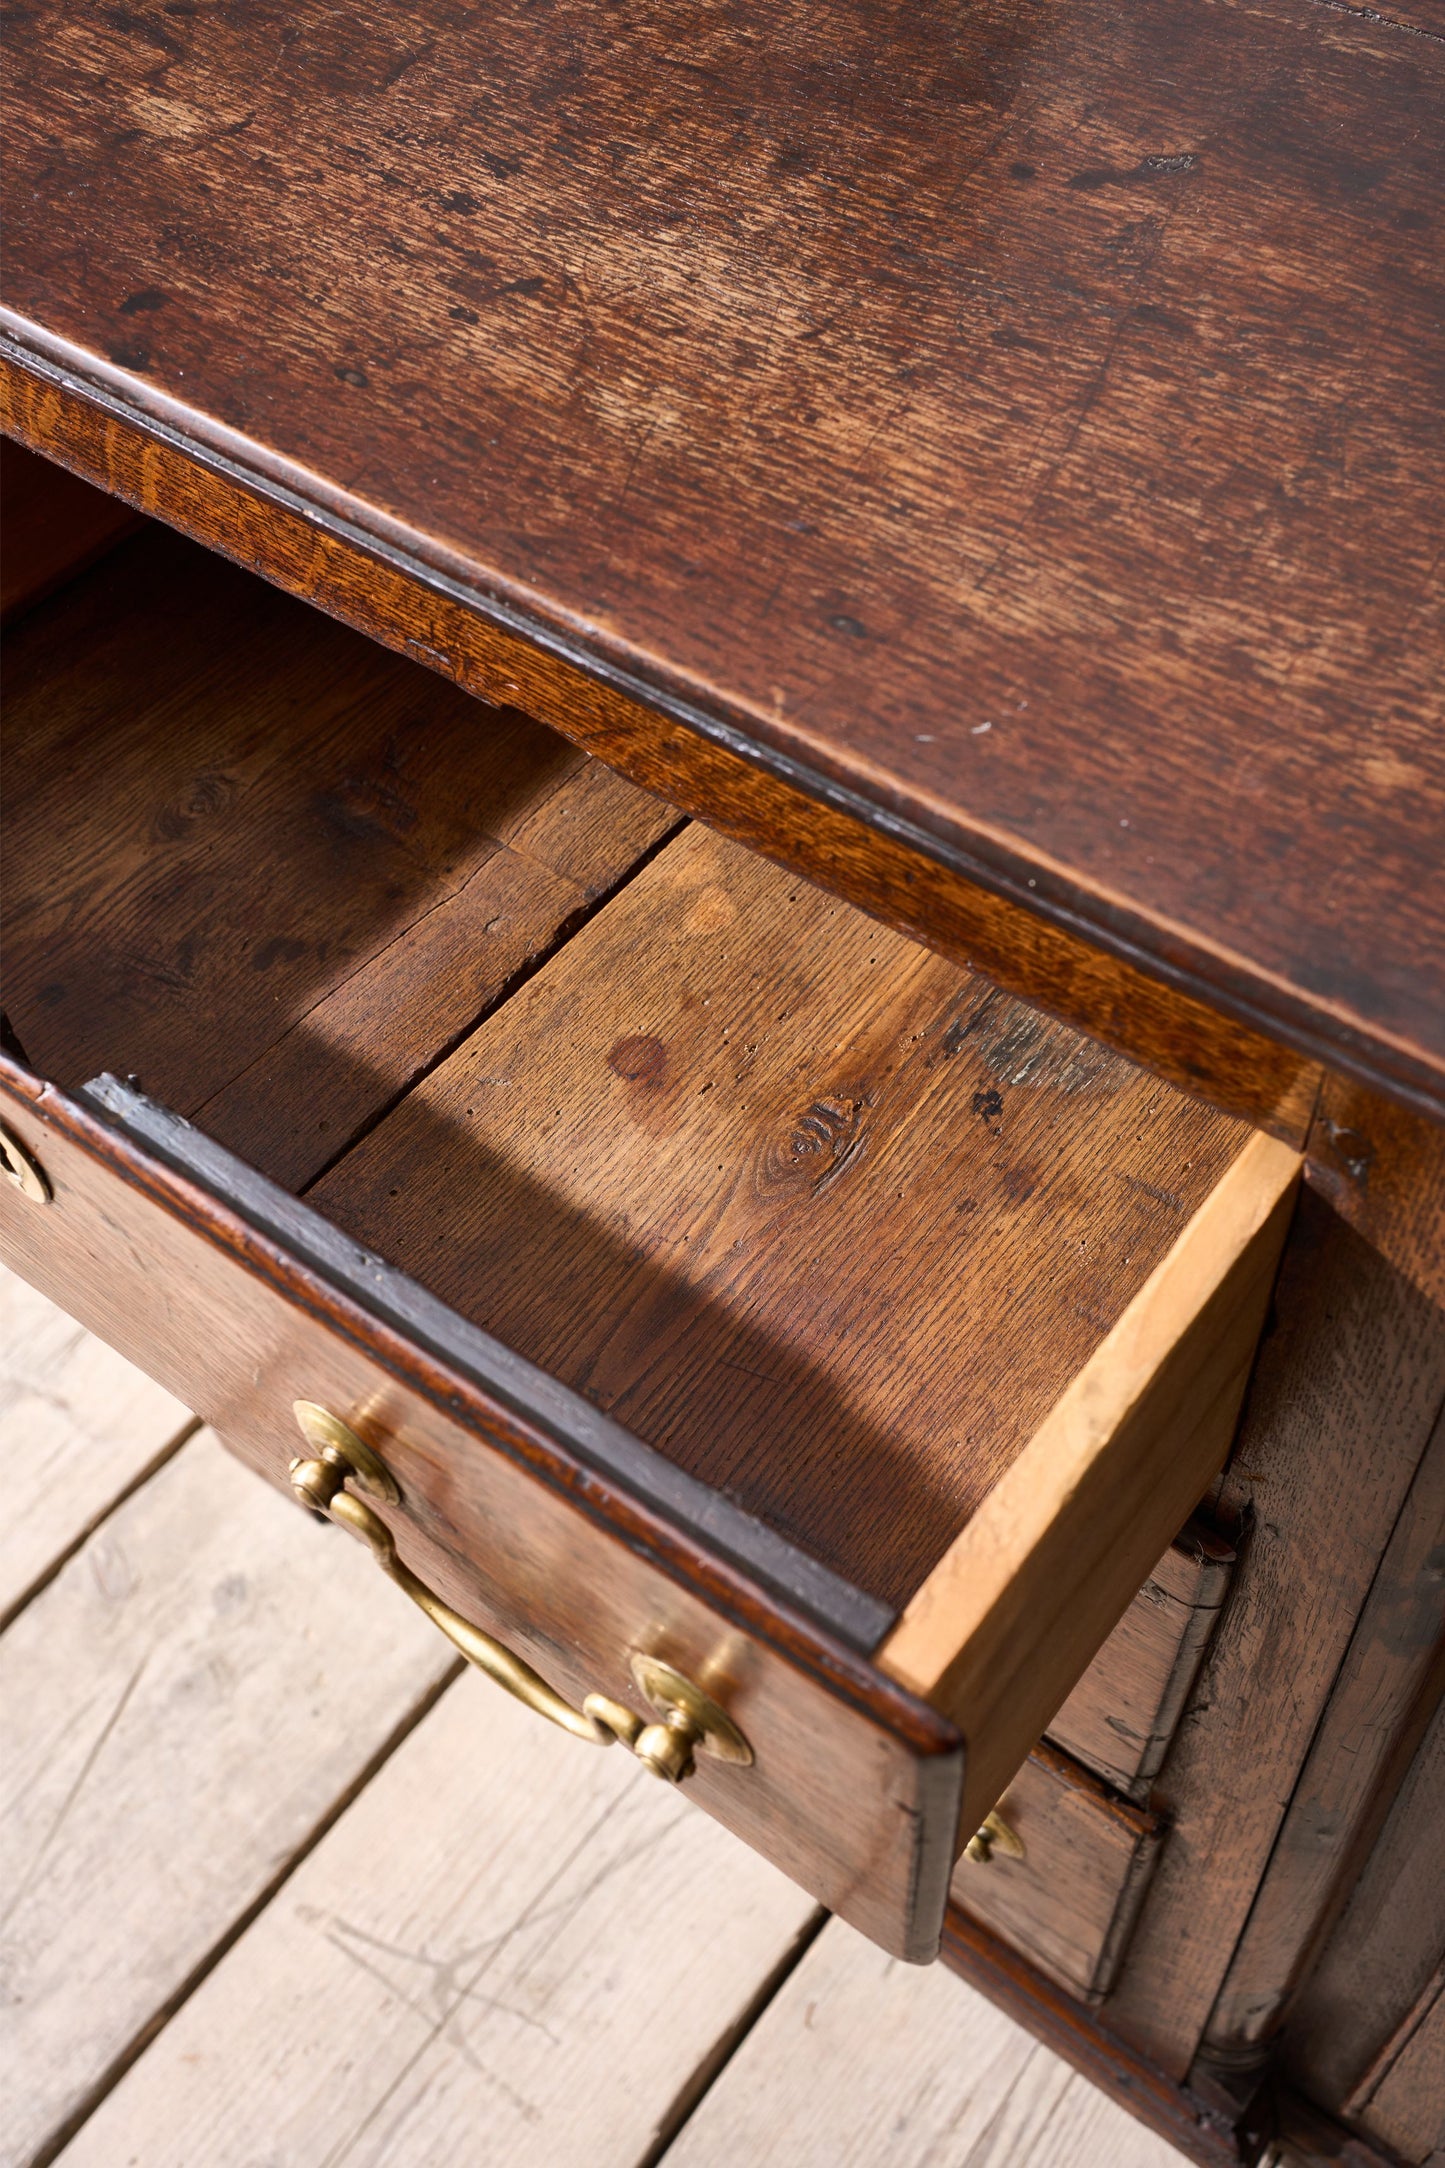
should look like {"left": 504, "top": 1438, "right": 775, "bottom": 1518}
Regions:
{"left": 878, "top": 1129, "right": 1302, "bottom": 1839}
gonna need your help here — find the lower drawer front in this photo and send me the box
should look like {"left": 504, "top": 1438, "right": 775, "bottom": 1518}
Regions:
{"left": 949, "top": 1742, "right": 1162, "bottom": 2003}
{"left": 1048, "top": 1523, "right": 1235, "bottom": 1800}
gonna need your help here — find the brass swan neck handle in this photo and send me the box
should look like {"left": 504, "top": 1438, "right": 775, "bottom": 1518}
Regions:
{"left": 289, "top": 1402, "right": 752, "bottom": 1785}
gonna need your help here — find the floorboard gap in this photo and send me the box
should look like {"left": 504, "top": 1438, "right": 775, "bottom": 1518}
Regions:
{"left": 0, "top": 1416, "right": 201, "bottom": 1637}
{"left": 27, "top": 1660, "right": 465, "bottom": 2168}
{"left": 637, "top": 1904, "right": 831, "bottom": 2168}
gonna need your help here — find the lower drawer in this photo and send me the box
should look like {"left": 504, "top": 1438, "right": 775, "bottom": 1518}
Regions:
{"left": 950, "top": 1743, "right": 1163, "bottom": 2003}
{"left": 0, "top": 479, "right": 1301, "bottom": 1962}
{"left": 1049, "top": 1522, "right": 1235, "bottom": 1800}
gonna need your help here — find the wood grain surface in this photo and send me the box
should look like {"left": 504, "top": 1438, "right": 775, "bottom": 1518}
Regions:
{"left": 5, "top": 1262, "right": 1205, "bottom": 2168}
{"left": 1286, "top": 1693, "right": 1445, "bottom": 2122}
{"left": 315, "top": 821, "right": 1251, "bottom": 1608}
{"left": 1270, "top": 2095, "right": 1418, "bottom": 2168}
{"left": 0, "top": 1266, "right": 191, "bottom": 1626}
{"left": 950, "top": 1742, "right": 1162, "bottom": 2004}
{"left": 54, "top": 1674, "right": 821, "bottom": 2168}
{"left": 79, "top": 1065, "right": 890, "bottom": 1652}
{"left": 1202, "top": 1403, "right": 1445, "bottom": 2066}
{"left": 8, "top": 1245, "right": 1413, "bottom": 2165}
{"left": 1343, "top": 1972, "right": 1445, "bottom": 2166}
{"left": 2, "top": 524, "right": 676, "bottom": 1190}
{"left": 1105, "top": 1189, "right": 1445, "bottom": 2079}
{"left": 1306, "top": 1074, "right": 1445, "bottom": 1308}
{"left": 881, "top": 1129, "right": 1298, "bottom": 1835}
{"left": 0, "top": 1429, "right": 454, "bottom": 2168}
{"left": 0, "top": 1057, "right": 965, "bottom": 1960}
{"left": 3, "top": 0, "right": 1441, "bottom": 1117}
{"left": 1048, "top": 1526, "right": 1234, "bottom": 1801}
{"left": 665, "top": 1917, "right": 1184, "bottom": 2168}
{"left": 0, "top": 364, "right": 1326, "bottom": 1155}
{"left": 939, "top": 1908, "right": 1243, "bottom": 2168}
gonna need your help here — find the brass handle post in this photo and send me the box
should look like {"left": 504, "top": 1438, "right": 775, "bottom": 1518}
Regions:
{"left": 289, "top": 1403, "right": 752, "bottom": 1783}
{"left": 963, "top": 1809, "right": 1025, "bottom": 1865}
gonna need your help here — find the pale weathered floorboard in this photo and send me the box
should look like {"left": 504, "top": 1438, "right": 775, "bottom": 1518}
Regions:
{"left": 56, "top": 1680, "right": 821, "bottom": 2168}
{"left": 665, "top": 1920, "right": 1185, "bottom": 2168}
{"left": 0, "top": 1429, "right": 452, "bottom": 2168}
{"left": 0, "top": 1264, "right": 191, "bottom": 1622}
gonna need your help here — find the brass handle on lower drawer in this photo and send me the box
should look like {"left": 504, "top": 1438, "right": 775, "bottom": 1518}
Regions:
{"left": 289, "top": 1402, "right": 752, "bottom": 1784}
{"left": 963, "top": 1809, "right": 1025, "bottom": 1865}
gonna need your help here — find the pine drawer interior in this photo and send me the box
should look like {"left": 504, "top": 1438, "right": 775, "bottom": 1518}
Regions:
{"left": 2, "top": 516, "right": 1299, "bottom": 1837}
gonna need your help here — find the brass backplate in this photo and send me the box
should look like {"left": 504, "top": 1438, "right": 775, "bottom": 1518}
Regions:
{"left": 630, "top": 1654, "right": 754, "bottom": 1766}
{"left": 0, "top": 1120, "right": 50, "bottom": 1204}
{"left": 291, "top": 1401, "right": 401, "bottom": 1503}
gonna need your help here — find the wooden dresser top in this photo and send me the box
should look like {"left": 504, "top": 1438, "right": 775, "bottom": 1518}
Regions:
{"left": 3, "top": 0, "right": 1442, "bottom": 1117}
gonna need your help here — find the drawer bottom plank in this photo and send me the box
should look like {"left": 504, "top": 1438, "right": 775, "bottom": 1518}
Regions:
{"left": 1, "top": 524, "right": 677, "bottom": 1194}
{"left": 313, "top": 820, "right": 1256, "bottom": 1613}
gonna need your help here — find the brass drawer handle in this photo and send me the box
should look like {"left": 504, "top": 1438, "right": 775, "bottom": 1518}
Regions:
{"left": 963, "top": 1809, "right": 1025, "bottom": 1865}
{"left": 289, "top": 1403, "right": 752, "bottom": 1784}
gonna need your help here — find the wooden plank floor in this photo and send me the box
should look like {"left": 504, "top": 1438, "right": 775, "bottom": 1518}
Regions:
{"left": 0, "top": 1264, "right": 1189, "bottom": 2167}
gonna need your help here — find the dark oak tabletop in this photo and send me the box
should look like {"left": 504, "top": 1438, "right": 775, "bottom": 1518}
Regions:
{"left": 3, "top": 0, "right": 1442, "bottom": 1120}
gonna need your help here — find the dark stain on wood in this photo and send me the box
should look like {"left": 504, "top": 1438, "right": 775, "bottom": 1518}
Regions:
{"left": 607, "top": 1035, "right": 669, "bottom": 1088}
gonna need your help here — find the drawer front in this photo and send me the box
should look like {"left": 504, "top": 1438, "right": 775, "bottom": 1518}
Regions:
{"left": 0, "top": 1055, "right": 962, "bottom": 1960}
{"left": 1047, "top": 1524, "right": 1235, "bottom": 1800}
{"left": 949, "top": 1742, "right": 1162, "bottom": 2002}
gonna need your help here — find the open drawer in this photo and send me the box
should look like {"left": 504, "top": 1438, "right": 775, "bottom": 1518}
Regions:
{"left": 0, "top": 509, "right": 1300, "bottom": 1961}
